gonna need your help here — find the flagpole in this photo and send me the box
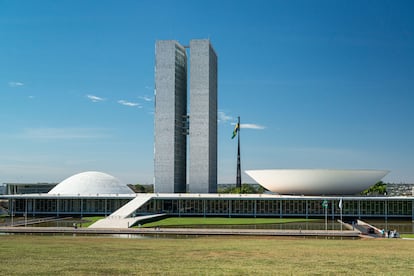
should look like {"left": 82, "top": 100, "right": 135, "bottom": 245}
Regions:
{"left": 340, "top": 198, "right": 343, "bottom": 232}
{"left": 236, "top": 116, "right": 241, "bottom": 190}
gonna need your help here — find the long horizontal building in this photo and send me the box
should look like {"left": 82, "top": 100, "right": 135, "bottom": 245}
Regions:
{"left": 3, "top": 193, "right": 414, "bottom": 220}
{"left": 2, "top": 171, "right": 412, "bottom": 223}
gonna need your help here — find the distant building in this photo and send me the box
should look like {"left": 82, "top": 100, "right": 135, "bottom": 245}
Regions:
{"left": 1, "top": 183, "right": 57, "bottom": 195}
{"left": 387, "top": 183, "right": 414, "bottom": 197}
{"left": 154, "top": 39, "right": 217, "bottom": 193}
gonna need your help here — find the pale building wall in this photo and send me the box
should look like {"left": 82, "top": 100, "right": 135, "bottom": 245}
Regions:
{"left": 189, "top": 39, "right": 218, "bottom": 193}
{"left": 154, "top": 40, "right": 187, "bottom": 193}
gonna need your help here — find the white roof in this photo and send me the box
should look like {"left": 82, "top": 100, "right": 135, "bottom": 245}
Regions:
{"left": 48, "top": 171, "right": 133, "bottom": 195}
{"left": 245, "top": 169, "right": 389, "bottom": 195}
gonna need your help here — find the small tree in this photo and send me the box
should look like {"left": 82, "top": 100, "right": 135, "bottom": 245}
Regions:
{"left": 360, "top": 181, "right": 387, "bottom": 196}
{"left": 127, "top": 184, "right": 154, "bottom": 193}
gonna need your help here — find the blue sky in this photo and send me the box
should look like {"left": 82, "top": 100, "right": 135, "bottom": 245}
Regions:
{"left": 1, "top": 0, "right": 413, "bottom": 184}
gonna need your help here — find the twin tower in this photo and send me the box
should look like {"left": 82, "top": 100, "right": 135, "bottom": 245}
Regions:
{"left": 154, "top": 39, "right": 217, "bottom": 193}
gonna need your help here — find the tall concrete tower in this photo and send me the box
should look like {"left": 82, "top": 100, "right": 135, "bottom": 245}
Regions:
{"left": 189, "top": 39, "right": 218, "bottom": 193}
{"left": 154, "top": 40, "right": 187, "bottom": 193}
{"left": 154, "top": 39, "right": 217, "bottom": 193}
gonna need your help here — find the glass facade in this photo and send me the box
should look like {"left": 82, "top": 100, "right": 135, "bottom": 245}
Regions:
{"left": 6, "top": 196, "right": 414, "bottom": 220}
{"left": 135, "top": 198, "right": 414, "bottom": 219}
{"left": 10, "top": 197, "right": 130, "bottom": 216}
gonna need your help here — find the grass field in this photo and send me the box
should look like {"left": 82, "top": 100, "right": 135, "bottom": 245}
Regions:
{"left": 80, "top": 216, "right": 104, "bottom": 227}
{"left": 0, "top": 235, "right": 413, "bottom": 275}
{"left": 142, "top": 217, "right": 317, "bottom": 227}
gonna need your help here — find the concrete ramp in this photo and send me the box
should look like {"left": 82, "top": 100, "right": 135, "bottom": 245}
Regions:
{"left": 89, "top": 194, "right": 155, "bottom": 228}
{"left": 337, "top": 220, "right": 360, "bottom": 232}
{"left": 356, "top": 219, "right": 383, "bottom": 237}
{"left": 108, "top": 194, "right": 153, "bottom": 219}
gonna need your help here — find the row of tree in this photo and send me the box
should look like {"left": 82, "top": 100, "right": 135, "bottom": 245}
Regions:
{"left": 127, "top": 183, "right": 266, "bottom": 194}
{"left": 128, "top": 182, "right": 387, "bottom": 195}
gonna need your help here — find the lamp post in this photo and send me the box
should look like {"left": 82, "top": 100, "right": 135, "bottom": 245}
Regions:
{"left": 25, "top": 198, "right": 28, "bottom": 227}
{"left": 10, "top": 198, "right": 13, "bottom": 226}
{"left": 322, "top": 200, "right": 328, "bottom": 231}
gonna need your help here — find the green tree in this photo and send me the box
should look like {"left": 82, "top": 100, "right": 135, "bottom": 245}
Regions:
{"left": 360, "top": 181, "right": 387, "bottom": 196}
{"left": 127, "top": 184, "right": 154, "bottom": 193}
{"left": 219, "top": 184, "right": 266, "bottom": 194}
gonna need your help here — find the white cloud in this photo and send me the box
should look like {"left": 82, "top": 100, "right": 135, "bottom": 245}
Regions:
{"left": 86, "top": 94, "right": 105, "bottom": 102}
{"left": 139, "top": 96, "right": 153, "bottom": 102}
{"left": 239, "top": 123, "right": 266, "bottom": 130}
{"left": 118, "top": 100, "right": 141, "bottom": 107}
{"left": 218, "top": 111, "right": 233, "bottom": 123}
{"left": 9, "top": 81, "right": 24, "bottom": 87}
{"left": 217, "top": 112, "right": 265, "bottom": 130}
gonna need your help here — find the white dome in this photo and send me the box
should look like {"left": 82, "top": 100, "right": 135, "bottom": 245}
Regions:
{"left": 245, "top": 169, "right": 389, "bottom": 195}
{"left": 48, "top": 171, "right": 133, "bottom": 195}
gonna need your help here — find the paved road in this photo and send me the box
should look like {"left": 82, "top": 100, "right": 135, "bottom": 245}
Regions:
{"left": 0, "top": 226, "right": 361, "bottom": 238}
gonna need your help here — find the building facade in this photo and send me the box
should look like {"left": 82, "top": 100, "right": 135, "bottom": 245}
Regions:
{"left": 189, "top": 40, "right": 218, "bottom": 193}
{"left": 154, "top": 39, "right": 218, "bottom": 193}
{"left": 5, "top": 194, "right": 414, "bottom": 222}
{"left": 154, "top": 40, "right": 188, "bottom": 193}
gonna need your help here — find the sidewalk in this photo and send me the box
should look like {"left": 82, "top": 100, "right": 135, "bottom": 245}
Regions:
{"left": 0, "top": 226, "right": 361, "bottom": 238}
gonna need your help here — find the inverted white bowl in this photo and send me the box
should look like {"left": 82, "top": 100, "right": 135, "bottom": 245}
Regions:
{"left": 245, "top": 169, "right": 389, "bottom": 195}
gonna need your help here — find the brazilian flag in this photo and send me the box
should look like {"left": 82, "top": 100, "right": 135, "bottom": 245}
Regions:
{"left": 231, "top": 123, "right": 240, "bottom": 139}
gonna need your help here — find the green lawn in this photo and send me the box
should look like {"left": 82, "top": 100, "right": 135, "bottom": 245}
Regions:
{"left": 79, "top": 216, "right": 103, "bottom": 227}
{"left": 142, "top": 217, "right": 317, "bottom": 227}
{"left": 0, "top": 235, "right": 413, "bottom": 275}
